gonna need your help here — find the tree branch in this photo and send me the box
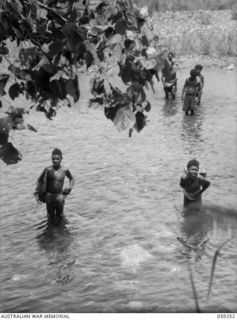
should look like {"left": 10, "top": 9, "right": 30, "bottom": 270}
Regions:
{"left": 33, "top": 0, "right": 67, "bottom": 23}
{"left": 29, "top": 37, "right": 53, "bottom": 66}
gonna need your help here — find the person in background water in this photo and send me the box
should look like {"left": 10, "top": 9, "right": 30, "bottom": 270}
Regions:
{"left": 181, "top": 69, "right": 200, "bottom": 116}
{"left": 0, "top": 107, "right": 26, "bottom": 164}
{"left": 161, "top": 52, "right": 177, "bottom": 99}
{"left": 34, "top": 148, "right": 74, "bottom": 221}
{"left": 195, "top": 64, "right": 204, "bottom": 105}
{"left": 180, "top": 159, "right": 210, "bottom": 208}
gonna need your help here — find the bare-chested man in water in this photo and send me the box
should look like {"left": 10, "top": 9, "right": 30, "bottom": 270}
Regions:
{"left": 34, "top": 148, "right": 74, "bottom": 220}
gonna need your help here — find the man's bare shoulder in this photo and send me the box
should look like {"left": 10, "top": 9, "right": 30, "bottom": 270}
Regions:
{"left": 61, "top": 166, "right": 73, "bottom": 175}
{"left": 60, "top": 166, "right": 70, "bottom": 172}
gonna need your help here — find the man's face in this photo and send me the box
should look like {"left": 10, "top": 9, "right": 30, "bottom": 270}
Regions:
{"left": 188, "top": 165, "right": 199, "bottom": 178}
{"left": 51, "top": 155, "right": 62, "bottom": 168}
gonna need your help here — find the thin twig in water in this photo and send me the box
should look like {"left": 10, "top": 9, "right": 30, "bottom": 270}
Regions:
{"left": 188, "top": 261, "right": 201, "bottom": 313}
{"left": 207, "top": 238, "right": 232, "bottom": 301}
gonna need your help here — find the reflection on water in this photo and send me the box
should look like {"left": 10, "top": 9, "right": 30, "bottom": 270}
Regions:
{"left": 178, "top": 204, "right": 237, "bottom": 262}
{"left": 162, "top": 99, "right": 179, "bottom": 117}
{"left": 36, "top": 216, "right": 72, "bottom": 253}
{"left": 36, "top": 216, "right": 75, "bottom": 285}
{"left": 178, "top": 207, "right": 212, "bottom": 261}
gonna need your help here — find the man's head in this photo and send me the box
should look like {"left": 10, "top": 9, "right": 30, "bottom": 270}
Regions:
{"left": 168, "top": 52, "right": 174, "bottom": 61}
{"left": 195, "top": 64, "right": 203, "bottom": 72}
{"left": 190, "top": 69, "right": 199, "bottom": 79}
{"left": 51, "top": 148, "right": 62, "bottom": 168}
{"left": 187, "top": 159, "right": 199, "bottom": 178}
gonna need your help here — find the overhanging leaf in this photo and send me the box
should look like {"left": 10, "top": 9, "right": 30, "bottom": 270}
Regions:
{"left": 8, "top": 83, "right": 24, "bottom": 100}
{"left": 0, "top": 74, "right": 9, "bottom": 96}
{"left": 65, "top": 76, "right": 80, "bottom": 102}
{"left": 19, "top": 47, "right": 41, "bottom": 68}
{"left": 115, "top": 19, "right": 128, "bottom": 35}
{"left": 0, "top": 46, "right": 9, "bottom": 55}
{"left": 107, "top": 34, "right": 122, "bottom": 47}
{"left": 62, "top": 23, "right": 76, "bottom": 37}
{"left": 48, "top": 40, "right": 64, "bottom": 58}
{"left": 85, "top": 41, "right": 98, "bottom": 64}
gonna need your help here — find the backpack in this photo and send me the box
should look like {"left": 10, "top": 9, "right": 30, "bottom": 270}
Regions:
{"left": 37, "top": 167, "right": 48, "bottom": 203}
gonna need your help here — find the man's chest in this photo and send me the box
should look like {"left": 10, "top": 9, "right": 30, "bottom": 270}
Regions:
{"left": 48, "top": 169, "right": 65, "bottom": 181}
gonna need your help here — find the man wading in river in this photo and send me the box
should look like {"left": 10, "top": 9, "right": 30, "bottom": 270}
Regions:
{"left": 181, "top": 69, "right": 201, "bottom": 116}
{"left": 180, "top": 159, "right": 211, "bottom": 209}
{"left": 34, "top": 148, "right": 74, "bottom": 220}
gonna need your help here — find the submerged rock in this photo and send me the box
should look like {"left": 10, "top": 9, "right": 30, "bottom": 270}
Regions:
{"left": 120, "top": 244, "right": 152, "bottom": 271}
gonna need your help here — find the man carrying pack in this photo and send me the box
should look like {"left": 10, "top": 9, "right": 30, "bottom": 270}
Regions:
{"left": 34, "top": 148, "right": 74, "bottom": 220}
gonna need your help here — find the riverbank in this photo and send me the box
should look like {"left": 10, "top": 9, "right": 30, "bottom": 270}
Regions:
{"left": 174, "top": 55, "right": 236, "bottom": 70}
{"left": 150, "top": 9, "right": 237, "bottom": 57}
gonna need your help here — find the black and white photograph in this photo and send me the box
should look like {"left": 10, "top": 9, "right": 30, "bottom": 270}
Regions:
{"left": 0, "top": 0, "right": 236, "bottom": 316}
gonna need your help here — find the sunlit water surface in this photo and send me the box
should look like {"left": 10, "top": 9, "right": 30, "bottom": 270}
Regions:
{"left": 0, "top": 68, "right": 237, "bottom": 313}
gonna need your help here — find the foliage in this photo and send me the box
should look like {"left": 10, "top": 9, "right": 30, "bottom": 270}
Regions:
{"left": 0, "top": 0, "right": 167, "bottom": 136}
{"left": 151, "top": 10, "right": 237, "bottom": 56}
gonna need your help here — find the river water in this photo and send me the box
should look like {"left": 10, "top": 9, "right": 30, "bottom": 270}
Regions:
{"left": 0, "top": 67, "right": 237, "bottom": 313}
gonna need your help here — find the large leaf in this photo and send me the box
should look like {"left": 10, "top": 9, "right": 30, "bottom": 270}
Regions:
{"left": 0, "top": 74, "right": 9, "bottom": 96}
{"left": 86, "top": 51, "right": 94, "bottom": 69}
{"left": 8, "top": 83, "right": 24, "bottom": 100}
{"left": 134, "top": 112, "right": 146, "bottom": 132}
{"left": 113, "top": 107, "right": 136, "bottom": 132}
{"left": 65, "top": 76, "right": 80, "bottom": 103}
{"left": 62, "top": 23, "right": 76, "bottom": 37}
{"left": 85, "top": 41, "right": 98, "bottom": 64}
{"left": 48, "top": 40, "right": 64, "bottom": 58}
{"left": 107, "top": 34, "right": 122, "bottom": 47}
{"left": 26, "top": 80, "right": 37, "bottom": 100}
{"left": 0, "top": 13, "right": 11, "bottom": 35}
{"left": 75, "top": 26, "right": 87, "bottom": 40}
{"left": 0, "top": 142, "right": 22, "bottom": 165}
{"left": 63, "top": 24, "right": 87, "bottom": 40}
{"left": 8, "top": 65, "right": 31, "bottom": 81}
{"left": 19, "top": 47, "right": 41, "bottom": 68}
{"left": 0, "top": 46, "right": 9, "bottom": 55}
{"left": 66, "top": 33, "right": 85, "bottom": 56}
{"left": 115, "top": 19, "right": 128, "bottom": 35}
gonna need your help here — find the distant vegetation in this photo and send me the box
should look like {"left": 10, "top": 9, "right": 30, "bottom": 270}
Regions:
{"left": 134, "top": 0, "right": 235, "bottom": 12}
{"left": 151, "top": 10, "right": 237, "bottom": 56}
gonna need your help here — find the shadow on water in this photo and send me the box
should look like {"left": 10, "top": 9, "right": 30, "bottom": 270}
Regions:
{"left": 177, "top": 204, "right": 237, "bottom": 261}
{"left": 36, "top": 216, "right": 76, "bottom": 285}
{"left": 36, "top": 216, "right": 71, "bottom": 252}
{"left": 177, "top": 206, "right": 211, "bottom": 260}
